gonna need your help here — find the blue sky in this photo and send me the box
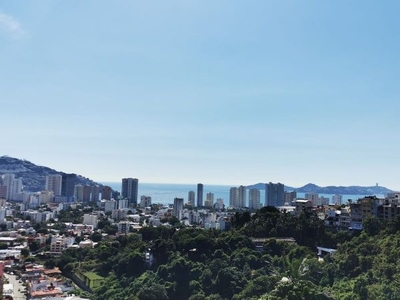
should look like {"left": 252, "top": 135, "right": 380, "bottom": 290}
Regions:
{"left": 1, "top": 1, "right": 399, "bottom": 188}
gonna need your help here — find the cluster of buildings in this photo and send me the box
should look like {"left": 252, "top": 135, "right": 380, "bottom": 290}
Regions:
{"left": 0, "top": 173, "right": 141, "bottom": 208}
{"left": 2, "top": 261, "right": 90, "bottom": 299}
{"left": 172, "top": 183, "right": 400, "bottom": 232}
{"left": 2, "top": 172, "right": 400, "bottom": 236}
{"left": 339, "top": 193, "right": 400, "bottom": 230}
{"left": 179, "top": 182, "right": 336, "bottom": 211}
{"left": 183, "top": 182, "right": 285, "bottom": 210}
{"left": 0, "top": 172, "right": 398, "bottom": 299}
{"left": 0, "top": 173, "right": 340, "bottom": 213}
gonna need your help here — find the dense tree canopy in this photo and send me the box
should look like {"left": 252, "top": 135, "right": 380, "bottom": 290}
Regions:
{"left": 52, "top": 207, "right": 400, "bottom": 299}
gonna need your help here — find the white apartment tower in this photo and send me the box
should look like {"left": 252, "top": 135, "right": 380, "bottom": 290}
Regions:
{"left": 104, "top": 199, "right": 118, "bottom": 213}
{"left": 238, "top": 185, "right": 247, "bottom": 208}
{"left": 229, "top": 187, "right": 239, "bottom": 208}
{"left": 2, "top": 174, "right": 22, "bottom": 200}
{"left": 45, "top": 174, "right": 62, "bottom": 196}
{"left": 332, "top": 194, "right": 343, "bottom": 205}
{"left": 305, "top": 193, "right": 319, "bottom": 207}
{"left": 205, "top": 192, "right": 214, "bottom": 207}
{"left": 249, "top": 188, "right": 261, "bottom": 210}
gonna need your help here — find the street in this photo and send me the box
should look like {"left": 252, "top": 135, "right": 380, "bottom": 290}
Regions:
{"left": 6, "top": 273, "right": 26, "bottom": 300}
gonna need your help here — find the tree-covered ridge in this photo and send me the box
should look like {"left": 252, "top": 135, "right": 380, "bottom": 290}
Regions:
{"left": 53, "top": 208, "right": 400, "bottom": 299}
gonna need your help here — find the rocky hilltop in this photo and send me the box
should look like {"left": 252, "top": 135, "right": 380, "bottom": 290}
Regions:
{"left": 247, "top": 182, "right": 394, "bottom": 195}
{"left": 293, "top": 183, "right": 393, "bottom": 195}
{"left": 0, "top": 156, "right": 101, "bottom": 192}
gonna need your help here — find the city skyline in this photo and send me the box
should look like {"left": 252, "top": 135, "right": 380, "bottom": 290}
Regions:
{"left": 1, "top": 1, "right": 400, "bottom": 189}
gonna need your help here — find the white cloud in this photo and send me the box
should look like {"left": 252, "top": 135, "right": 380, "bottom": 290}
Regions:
{"left": 0, "top": 12, "right": 25, "bottom": 38}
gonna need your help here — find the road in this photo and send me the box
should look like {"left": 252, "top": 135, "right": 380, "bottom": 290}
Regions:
{"left": 6, "top": 273, "right": 26, "bottom": 300}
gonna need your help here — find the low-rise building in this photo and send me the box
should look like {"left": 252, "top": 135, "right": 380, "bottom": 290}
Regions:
{"left": 49, "top": 236, "right": 75, "bottom": 255}
{"left": 295, "top": 199, "right": 312, "bottom": 214}
{"left": 349, "top": 196, "right": 383, "bottom": 230}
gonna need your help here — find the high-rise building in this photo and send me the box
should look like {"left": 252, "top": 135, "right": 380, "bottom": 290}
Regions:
{"left": 73, "top": 184, "right": 92, "bottom": 202}
{"left": 284, "top": 191, "right": 297, "bottom": 205}
{"left": 229, "top": 187, "right": 239, "bottom": 208}
{"left": 0, "top": 186, "right": 6, "bottom": 199}
{"left": 102, "top": 185, "right": 113, "bottom": 200}
{"left": 2, "top": 174, "right": 22, "bottom": 201}
{"left": 197, "top": 184, "right": 203, "bottom": 207}
{"left": 265, "top": 182, "right": 285, "bottom": 207}
{"left": 249, "top": 188, "right": 261, "bottom": 210}
{"left": 61, "top": 174, "right": 77, "bottom": 197}
{"left": 305, "top": 193, "right": 319, "bottom": 207}
{"left": 319, "top": 196, "right": 329, "bottom": 206}
{"left": 45, "top": 174, "right": 62, "bottom": 196}
{"left": 238, "top": 185, "right": 247, "bottom": 208}
{"left": 82, "top": 185, "right": 91, "bottom": 202}
{"left": 74, "top": 185, "right": 84, "bottom": 201}
{"left": 173, "top": 197, "right": 184, "bottom": 218}
{"left": 112, "top": 190, "right": 121, "bottom": 200}
{"left": 332, "top": 194, "right": 342, "bottom": 205}
{"left": 91, "top": 186, "right": 101, "bottom": 202}
{"left": 205, "top": 192, "right": 214, "bottom": 208}
{"left": 122, "top": 178, "right": 139, "bottom": 207}
{"left": 188, "top": 191, "right": 195, "bottom": 206}
{"left": 39, "top": 191, "right": 54, "bottom": 204}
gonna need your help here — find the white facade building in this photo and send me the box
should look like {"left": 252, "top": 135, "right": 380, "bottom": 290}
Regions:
{"left": 140, "top": 196, "right": 152, "bottom": 208}
{"left": 332, "top": 194, "right": 343, "bottom": 205}
{"left": 249, "top": 188, "right": 261, "bottom": 210}
{"left": 205, "top": 192, "right": 214, "bottom": 208}
{"left": 305, "top": 193, "right": 319, "bottom": 207}
{"left": 83, "top": 214, "right": 99, "bottom": 229}
{"left": 118, "top": 199, "right": 129, "bottom": 210}
{"left": 229, "top": 187, "right": 239, "bottom": 208}
{"left": 45, "top": 174, "right": 62, "bottom": 196}
{"left": 2, "top": 174, "right": 22, "bottom": 200}
{"left": 104, "top": 199, "right": 118, "bottom": 213}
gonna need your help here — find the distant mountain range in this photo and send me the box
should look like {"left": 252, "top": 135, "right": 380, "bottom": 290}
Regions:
{"left": 0, "top": 156, "right": 101, "bottom": 192}
{"left": 246, "top": 182, "right": 394, "bottom": 195}
{"left": 0, "top": 156, "right": 395, "bottom": 196}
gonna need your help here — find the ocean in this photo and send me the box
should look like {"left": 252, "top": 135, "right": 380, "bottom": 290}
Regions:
{"left": 101, "top": 182, "right": 378, "bottom": 206}
{"left": 101, "top": 182, "right": 239, "bottom": 205}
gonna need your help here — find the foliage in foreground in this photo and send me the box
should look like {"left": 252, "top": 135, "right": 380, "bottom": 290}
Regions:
{"left": 53, "top": 208, "right": 400, "bottom": 299}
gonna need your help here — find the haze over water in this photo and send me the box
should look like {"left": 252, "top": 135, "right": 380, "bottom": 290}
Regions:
{"left": 102, "top": 182, "right": 377, "bottom": 206}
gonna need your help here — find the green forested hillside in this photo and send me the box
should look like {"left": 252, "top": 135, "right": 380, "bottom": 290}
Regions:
{"left": 53, "top": 207, "right": 400, "bottom": 300}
